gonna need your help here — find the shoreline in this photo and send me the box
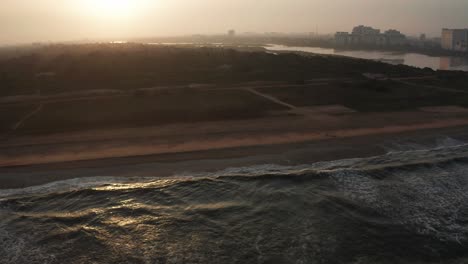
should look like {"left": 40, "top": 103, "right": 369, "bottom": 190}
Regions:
{"left": 265, "top": 44, "right": 468, "bottom": 72}
{"left": 1, "top": 124, "right": 467, "bottom": 190}
{"left": 265, "top": 42, "right": 468, "bottom": 59}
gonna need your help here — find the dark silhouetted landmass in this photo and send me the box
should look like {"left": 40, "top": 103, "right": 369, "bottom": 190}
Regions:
{"left": 1, "top": 43, "right": 468, "bottom": 181}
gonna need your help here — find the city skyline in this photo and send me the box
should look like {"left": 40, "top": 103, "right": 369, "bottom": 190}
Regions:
{"left": 1, "top": 0, "right": 468, "bottom": 44}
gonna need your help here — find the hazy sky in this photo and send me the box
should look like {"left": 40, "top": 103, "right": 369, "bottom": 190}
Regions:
{"left": 1, "top": 0, "right": 467, "bottom": 44}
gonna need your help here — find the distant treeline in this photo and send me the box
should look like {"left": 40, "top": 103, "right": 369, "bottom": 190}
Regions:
{"left": 0, "top": 43, "right": 432, "bottom": 96}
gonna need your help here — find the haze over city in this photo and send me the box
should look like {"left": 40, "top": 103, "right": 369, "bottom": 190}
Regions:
{"left": 1, "top": 0, "right": 468, "bottom": 44}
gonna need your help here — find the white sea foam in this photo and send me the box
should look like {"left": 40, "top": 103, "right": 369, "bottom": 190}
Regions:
{"left": 330, "top": 160, "right": 468, "bottom": 243}
{"left": 1, "top": 140, "right": 467, "bottom": 200}
{"left": 0, "top": 177, "right": 131, "bottom": 200}
{"left": 0, "top": 228, "right": 56, "bottom": 264}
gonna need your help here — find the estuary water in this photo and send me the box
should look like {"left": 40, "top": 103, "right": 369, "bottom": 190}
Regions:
{"left": 2, "top": 140, "right": 468, "bottom": 263}
{"left": 266, "top": 45, "right": 468, "bottom": 72}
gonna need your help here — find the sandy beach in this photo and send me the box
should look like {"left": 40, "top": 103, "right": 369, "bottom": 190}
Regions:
{"left": 1, "top": 107, "right": 468, "bottom": 189}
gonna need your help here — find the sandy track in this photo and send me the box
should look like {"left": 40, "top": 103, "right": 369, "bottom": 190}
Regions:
{"left": 1, "top": 116, "right": 468, "bottom": 168}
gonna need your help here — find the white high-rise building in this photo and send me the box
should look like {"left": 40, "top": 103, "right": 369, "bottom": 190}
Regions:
{"left": 442, "top": 29, "right": 468, "bottom": 52}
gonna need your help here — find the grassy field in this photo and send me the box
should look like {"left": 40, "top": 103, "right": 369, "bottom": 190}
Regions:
{"left": 18, "top": 89, "right": 287, "bottom": 134}
{"left": 4, "top": 78, "right": 468, "bottom": 136}
{"left": 404, "top": 78, "right": 468, "bottom": 92}
{"left": 1, "top": 45, "right": 467, "bottom": 136}
{"left": 256, "top": 80, "right": 468, "bottom": 112}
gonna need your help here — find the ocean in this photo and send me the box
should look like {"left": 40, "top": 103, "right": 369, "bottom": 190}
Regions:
{"left": 1, "top": 139, "right": 468, "bottom": 264}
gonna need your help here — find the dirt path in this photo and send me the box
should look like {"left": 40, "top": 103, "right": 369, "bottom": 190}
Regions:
{"left": 392, "top": 76, "right": 436, "bottom": 81}
{"left": 244, "top": 88, "right": 297, "bottom": 109}
{"left": 0, "top": 78, "right": 358, "bottom": 107}
{"left": 12, "top": 103, "right": 43, "bottom": 131}
{"left": 0, "top": 76, "right": 440, "bottom": 106}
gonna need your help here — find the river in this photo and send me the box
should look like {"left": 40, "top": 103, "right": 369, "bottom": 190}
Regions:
{"left": 266, "top": 45, "right": 468, "bottom": 72}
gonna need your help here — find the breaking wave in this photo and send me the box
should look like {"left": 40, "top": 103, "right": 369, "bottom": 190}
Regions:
{"left": 1, "top": 140, "right": 468, "bottom": 263}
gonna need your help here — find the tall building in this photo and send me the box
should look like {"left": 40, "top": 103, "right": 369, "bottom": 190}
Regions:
{"left": 442, "top": 29, "right": 468, "bottom": 52}
{"left": 228, "top": 29, "right": 236, "bottom": 37}
{"left": 352, "top": 25, "right": 380, "bottom": 35}
{"left": 419, "top": 34, "right": 426, "bottom": 41}
{"left": 335, "top": 25, "right": 407, "bottom": 47}
{"left": 335, "top": 32, "right": 350, "bottom": 45}
{"left": 384, "top": 30, "right": 407, "bottom": 46}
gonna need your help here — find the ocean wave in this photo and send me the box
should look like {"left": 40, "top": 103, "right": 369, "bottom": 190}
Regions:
{"left": 2, "top": 140, "right": 468, "bottom": 263}
{"left": 1, "top": 141, "right": 468, "bottom": 199}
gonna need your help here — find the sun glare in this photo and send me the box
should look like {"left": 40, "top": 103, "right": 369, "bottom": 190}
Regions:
{"left": 82, "top": 0, "right": 142, "bottom": 19}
